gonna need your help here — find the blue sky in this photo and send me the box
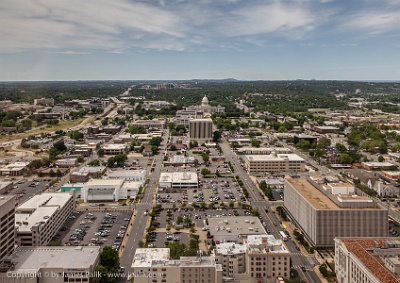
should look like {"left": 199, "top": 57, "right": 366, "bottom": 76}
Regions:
{"left": 1, "top": 0, "right": 400, "bottom": 81}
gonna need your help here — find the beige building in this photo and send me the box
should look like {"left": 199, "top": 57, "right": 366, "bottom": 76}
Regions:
{"left": 132, "top": 118, "right": 167, "bottom": 130}
{"left": 207, "top": 217, "right": 266, "bottom": 244}
{"left": 214, "top": 234, "right": 290, "bottom": 283}
{"left": 132, "top": 248, "right": 223, "bottom": 283}
{"left": 33, "top": 98, "right": 54, "bottom": 106}
{"left": 0, "top": 246, "right": 100, "bottom": 283}
{"left": 244, "top": 154, "right": 305, "bottom": 175}
{"left": 101, "top": 143, "right": 129, "bottom": 155}
{"left": 284, "top": 178, "right": 388, "bottom": 248}
{"left": 0, "top": 196, "right": 15, "bottom": 260}
{"left": 335, "top": 237, "right": 400, "bottom": 283}
{"left": 184, "top": 95, "right": 225, "bottom": 117}
{"left": 0, "top": 162, "right": 30, "bottom": 176}
{"left": 189, "top": 118, "right": 213, "bottom": 143}
{"left": 15, "top": 193, "right": 75, "bottom": 246}
{"left": 236, "top": 147, "right": 292, "bottom": 155}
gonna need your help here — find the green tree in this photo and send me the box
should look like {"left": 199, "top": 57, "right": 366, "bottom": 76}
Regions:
{"left": 98, "top": 148, "right": 105, "bottom": 157}
{"left": 378, "top": 155, "right": 385, "bottom": 162}
{"left": 68, "top": 130, "right": 84, "bottom": 141}
{"left": 317, "top": 137, "right": 331, "bottom": 149}
{"left": 168, "top": 242, "right": 188, "bottom": 259}
{"left": 201, "top": 168, "right": 211, "bottom": 177}
{"left": 88, "top": 159, "right": 101, "bottom": 166}
{"left": 335, "top": 143, "right": 347, "bottom": 152}
{"left": 340, "top": 153, "right": 353, "bottom": 164}
{"left": 100, "top": 246, "right": 120, "bottom": 273}
{"left": 296, "top": 139, "right": 311, "bottom": 150}
{"left": 251, "top": 139, "right": 261, "bottom": 147}
{"left": 213, "top": 130, "right": 222, "bottom": 142}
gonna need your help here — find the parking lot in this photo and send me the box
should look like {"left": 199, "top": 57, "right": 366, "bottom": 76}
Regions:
{"left": 157, "top": 177, "right": 246, "bottom": 205}
{"left": 148, "top": 207, "right": 257, "bottom": 249}
{"left": 59, "top": 210, "right": 133, "bottom": 251}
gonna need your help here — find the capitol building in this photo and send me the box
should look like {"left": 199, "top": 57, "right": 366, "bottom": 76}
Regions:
{"left": 175, "top": 95, "right": 225, "bottom": 125}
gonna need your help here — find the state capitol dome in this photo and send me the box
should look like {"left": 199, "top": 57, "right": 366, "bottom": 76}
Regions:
{"left": 201, "top": 95, "right": 209, "bottom": 105}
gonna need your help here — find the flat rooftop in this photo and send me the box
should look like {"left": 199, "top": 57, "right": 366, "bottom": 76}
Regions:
{"left": 245, "top": 154, "right": 304, "bottom": 162}
{"left": 132, "top": 248, "right": 170, "bottom": 268}
{"left": 215, "top": 242, "right": 246, "bottom": 255}
{"left": 246, "top": 235, "right": 289, "bottom": 254}
{"left": 208, "top": 216, "right": 265, "bottom": 237}
{"left": 102, "top": 144, "right": 127, "bottom": 149}
{"left": 0, "top": 195, "right": 14, "bottom": 206}
{"left": 78, "top": 166, "right": 106, "bottom": 174}
{"left": 85, "top": 179, "right": 124, "bottom": 187}
{"left": 159, "top": 172, "right": 198, "bottom": 183}
{"left": 7, "top": 246, "right": 100, "bottom": 272}
{"left": 286, "top": 179, "right": 380, "bottom": 210}
{"left": 15, "top": 193, "right": 73, "bottom": 232}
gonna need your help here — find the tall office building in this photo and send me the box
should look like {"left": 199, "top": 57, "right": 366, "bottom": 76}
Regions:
{"left": 0, "top": 196, "right": 15, "bottom": 260}
{"left": 189, "top": 118, "right": 213, "bottom": 143}
{"left": 284, "top": 177, "right": 388, "bottom": 248}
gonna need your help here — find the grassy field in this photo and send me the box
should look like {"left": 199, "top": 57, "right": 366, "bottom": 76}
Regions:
{"left": 0, "top": 118, "right": 90, "bottom": 143}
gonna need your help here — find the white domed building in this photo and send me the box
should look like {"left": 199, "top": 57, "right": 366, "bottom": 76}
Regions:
{"left": 175, "top": 95, "right": 225, "bottom": 125}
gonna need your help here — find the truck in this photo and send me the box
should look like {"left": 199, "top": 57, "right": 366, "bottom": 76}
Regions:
{"left": 279, "top": 231, "right": 288, "bottom": 241}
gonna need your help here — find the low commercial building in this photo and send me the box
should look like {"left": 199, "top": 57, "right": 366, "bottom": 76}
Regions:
{"left": 208, "top": 216, "right": 266, "bottom": 244}
{"left": 361, "top": 162, "right": 397, "bottom": 170}
{"left": 82, "top": 179, "right": 139, "bottom": 202}
{"left": 132, "top": 248, "right": 223, "bottom": 283}
{"left": 381, "top": 171, "right": 400, "bottom": 180}
{"left": 54, "top": 158, "right": 78, "bottom": 168}
{"left": 244, "top": 154, "right": 305, "bottom": 175}
{"left": 82, "top": 179, "right": 124, "bottom": 202}
{"left": 335, "top": 237, "right": 400, "bottom": 283}
{"left": 159, "top": 172, "right": 198, "bottom": 190}
{"left": 0, "top": 246, "right": 100, "bottom": 283}
{"left": 165, "top": 155, "right": 195, "bottom": 167}
{"left": 132, "top": 118, "right": 167, "bottom": 130}
{"left": 60, "top": 183, "right": 85, "bottom": 193}
{"left": 314, "top": 126, "right": 339, "bottom": 134}
{"left": 15, "top": 192, "right": 75, "bottom": 246}
{"left": 284, "top": 178, "right": 388, "bottom": 248}
{"left": 69, "top": 171, "right": 90, "bottom": 183}
{"left": 0, "top": 196, "right": 15, "bottom": 260}
{"left": 0, "top": 162, "right": 30, "bottom": 176}
{"left": 101, "top": 144, "right": 128, "bottom": 155}
{"left": 236, "top": 147, "right": 292, "bottom": 155}
{"left": 106, "top": 169, "right": 146, "bottom": 183}
{"left": 77, "top": 166, "right": 107, "bottom": 176}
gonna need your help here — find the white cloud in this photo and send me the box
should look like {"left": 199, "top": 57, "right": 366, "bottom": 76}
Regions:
{"left": 0, "top": 0, "right": 326, "bottom": 53}
{"left": 342, "top": 10, "right": 400, "bottom": 34}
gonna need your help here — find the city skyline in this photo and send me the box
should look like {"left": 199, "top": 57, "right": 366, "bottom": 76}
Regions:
{"left": 1, "top": 0, "right": 400, "bottom": 81}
